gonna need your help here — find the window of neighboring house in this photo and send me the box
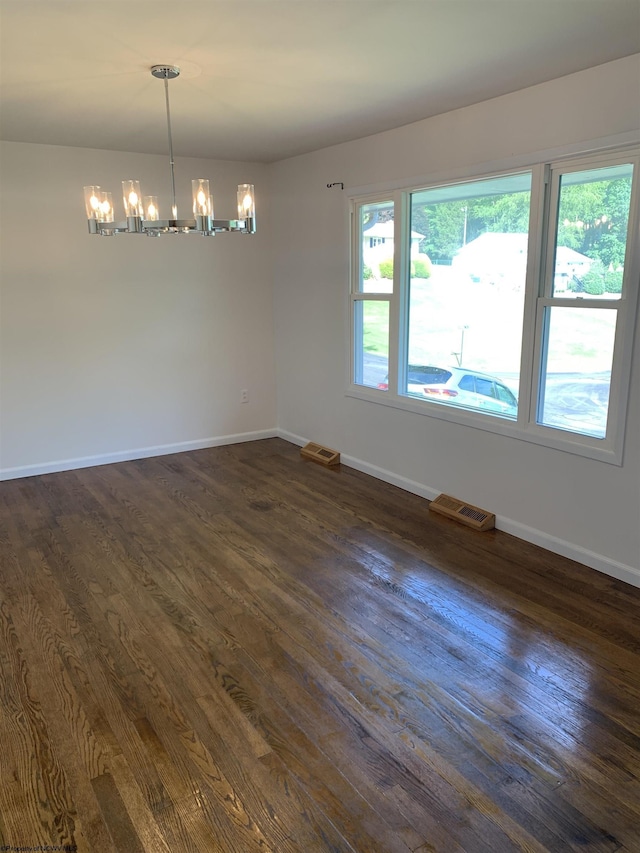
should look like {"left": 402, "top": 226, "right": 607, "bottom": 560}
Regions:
{"left": 349, "top": 148, "right": 639, "bottom": 464}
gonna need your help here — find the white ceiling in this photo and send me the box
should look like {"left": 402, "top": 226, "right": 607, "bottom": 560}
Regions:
{"left": 1, "top": 0, "right": 639, "bottom": 163}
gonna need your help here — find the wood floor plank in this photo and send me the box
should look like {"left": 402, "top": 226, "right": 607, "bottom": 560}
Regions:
{"left": 1, "top": 438, "right": 639, "bottom": 851}
{"left": 91, "top": 771, "right": 146, "bottom": 853}
{"left": 0, "top": 599, "right": 82, "bottom": 849}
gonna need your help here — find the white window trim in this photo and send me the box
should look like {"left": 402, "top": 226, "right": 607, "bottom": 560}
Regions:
{"left": 350, "top": 194, "right": 395, "bottom": 389}
{"left": 347, "top": 146, "right": 640, "bottom": 466}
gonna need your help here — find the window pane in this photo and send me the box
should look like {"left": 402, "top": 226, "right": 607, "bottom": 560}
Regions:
{"left": 354, "top": 300, "right": 389, "bottom": 388}
{"left": 553, "top": 164, "right": 633, "bottom": 299}
{"left": 539, "top": 307, "right": 616, "bottom": 438}
{"left": 358, "top": 200, "right": 394, "bottom": 293}
{"left": 406, "top": 173, "right": 531, "bottom": 417}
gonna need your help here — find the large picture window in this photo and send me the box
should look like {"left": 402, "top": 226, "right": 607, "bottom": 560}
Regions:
{"left": 349, "top": 149, "right": 639, "bottom": 463}
{"left": 406, "top": 172, "right": 531, "bottom": 416}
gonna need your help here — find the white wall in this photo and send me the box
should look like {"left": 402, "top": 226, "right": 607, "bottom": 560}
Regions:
{"left": 0, "top": 142, "right": 276, "bottom": 475}
{"left": 271, "top": 56, "right": 640, "bottom": 584}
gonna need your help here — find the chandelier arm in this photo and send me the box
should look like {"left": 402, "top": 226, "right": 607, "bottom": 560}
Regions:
{"left": 163, "top": 77, "right": 178, "bottom": 219}
{"left": 90, "top": 217, "right": 252, "bottom": 236}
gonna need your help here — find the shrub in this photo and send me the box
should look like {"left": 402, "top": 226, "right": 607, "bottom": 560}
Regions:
{"left": 379, "top": 258, "right": 394, "bottom": 279}
{"left": 411, "top": 257, "right": 432, "bottom": 279}
{"left": 604, "top": 270, "right": 623, "bottom": 294}
{"left": 583, "top": 271, "right": 605, "bottom": 296}
{"left": 363, "top": 264, "right": 373, "bottom": 280}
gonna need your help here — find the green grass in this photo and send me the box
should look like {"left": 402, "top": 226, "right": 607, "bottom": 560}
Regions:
{"left": 362, "top": 301, "right": 389, "bottom": 356}
{"left": 568, "top": 342, "right": 598, "bottom": 359}
{"left": 359, "top": 273, "right": 616, "bottom": 375}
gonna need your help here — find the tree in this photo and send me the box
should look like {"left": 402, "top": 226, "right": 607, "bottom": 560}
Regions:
{"left": 411, "top": 175, "right": 632, "bottom": 270}
{"left": 467, "top": 192, "right": 530, "bottom": 234}
{"left": 556, "top": 177, "right": 631, "bottom": 268}
{"left": 412, "top": 191, "right": 530, "bottom": 262}
{"left": 599, "top": 178, "right": 632, "bottom": 267}
{"left": 412, "top": 201, "right": 466, "bottom": 262}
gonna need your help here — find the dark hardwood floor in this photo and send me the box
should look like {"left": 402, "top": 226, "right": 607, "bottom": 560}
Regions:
{"left": 1, "top": 437, "right": 639, "bottom": 852}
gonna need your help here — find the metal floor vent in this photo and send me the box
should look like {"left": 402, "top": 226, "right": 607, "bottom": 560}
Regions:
{"left": 300, "top": 442, "right": 341, "bottom": 467}
{"left": 429, "top": 493, "right": 495, "bottom": 531}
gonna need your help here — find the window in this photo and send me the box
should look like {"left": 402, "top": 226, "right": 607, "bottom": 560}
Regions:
{"left": 406, "top": 172, "right": 531, "bottom": 413}
{"left": 350, "top": 149, "right": 639, "bottom": 463}
{"left": 353, "top": 199, "right": 394, "bottom": 389}
{"left": 534, "top": 162, "right": 634, "bottom": 439}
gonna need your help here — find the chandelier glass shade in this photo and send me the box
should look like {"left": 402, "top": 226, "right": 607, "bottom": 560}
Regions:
{"left": 83, "top": 66, "right": 256, "bottom": 237}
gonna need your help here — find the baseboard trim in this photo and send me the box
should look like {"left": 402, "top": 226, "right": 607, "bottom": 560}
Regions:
{"left": 0, "top": 429, "right": 278, "bottom": 481}
{"left": 494, "top": 518, "right": 640, "bottom": 589}
{"left": 278, "top": 429, "right": 640, "bottom": 589}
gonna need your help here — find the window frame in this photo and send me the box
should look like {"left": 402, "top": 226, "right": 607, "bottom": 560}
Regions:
{"left": 350, "top": 193, "right": 402, "bottom": 392}
{"left": 347, "top": 147, "right": 640, "bottom": 465}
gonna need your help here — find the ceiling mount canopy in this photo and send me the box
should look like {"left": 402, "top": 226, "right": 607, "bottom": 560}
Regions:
{"left": 150, "top": 64, "right": 180, "bottom": 80}
{"left": 83, "top": 65, "right": 256, "bottom": 238}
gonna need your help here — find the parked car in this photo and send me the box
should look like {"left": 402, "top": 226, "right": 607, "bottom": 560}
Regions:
{"left": 421, "top": 367, "right": 518, "bottom": 416}
{"left": 378, "top": 364, "right": 518, "bottom": 418}
{"left": 378, "top": 364, "right": 518, "bottom": 416}
{"left": 377, "top": 365, "right": 452, "bottom": 394}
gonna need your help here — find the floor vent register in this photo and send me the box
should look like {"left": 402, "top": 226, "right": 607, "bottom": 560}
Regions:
{"left": 300, "top": 442, "right": 341, "bottom": 467}
{"left": 429, "top": 493, "right": 495, "bottom": 531}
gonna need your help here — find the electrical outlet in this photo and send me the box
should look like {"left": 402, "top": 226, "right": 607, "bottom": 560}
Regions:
{"left": 240, "top": 389, "right": 249, "bottom": 403}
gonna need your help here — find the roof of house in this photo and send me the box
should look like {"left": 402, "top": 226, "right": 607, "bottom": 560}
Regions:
{"left": 455, "top": 232, "right": 591, "bottom": 265}
{"left": 364, "top": 221, "right": 424, "bottom": 240}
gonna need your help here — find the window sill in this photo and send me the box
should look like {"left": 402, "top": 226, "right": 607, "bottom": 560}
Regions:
{"left": 345, "top": 385, "right": 622, "bottom": 465}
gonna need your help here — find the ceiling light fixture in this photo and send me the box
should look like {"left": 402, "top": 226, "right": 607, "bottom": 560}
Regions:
{"left": 83, "top": 65, "right": 256, "bottom": 238}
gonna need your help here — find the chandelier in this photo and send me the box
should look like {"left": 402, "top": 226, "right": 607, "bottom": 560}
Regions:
{"left": 83, "top": 66, "right": 256, "bottom": 237}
